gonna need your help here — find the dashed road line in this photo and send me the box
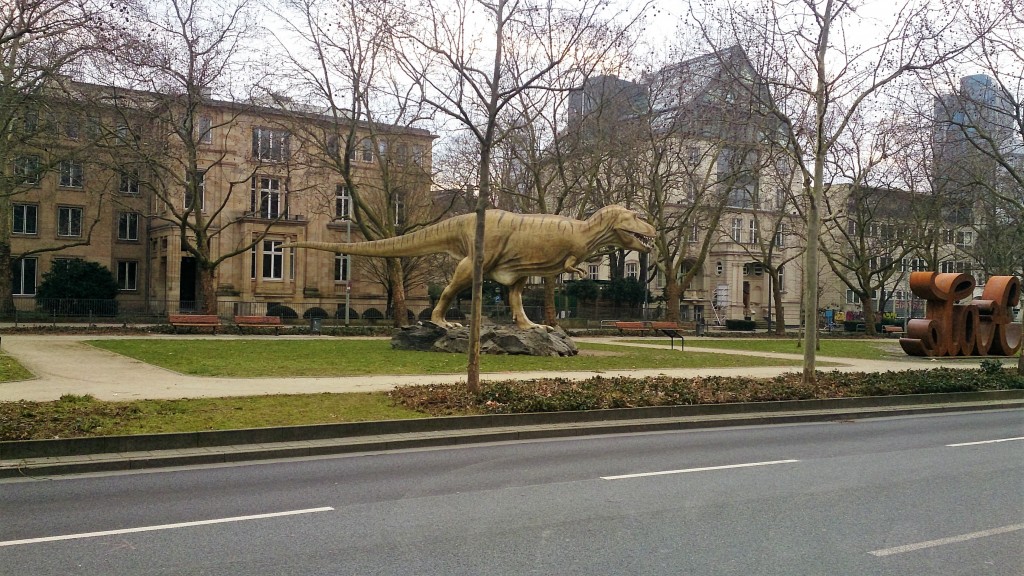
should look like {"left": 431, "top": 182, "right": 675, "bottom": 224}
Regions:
{"left": 0, "top": 507, "right": 335, "bottom": 548}
{"left": 869, "top": 524, "right": 1024, "bottom": 557}
{"left": 601, "top": 459, "right": 799, "bottom": 480}
{"left": 947, "top": 436, "right": 1024, "bottom": 447}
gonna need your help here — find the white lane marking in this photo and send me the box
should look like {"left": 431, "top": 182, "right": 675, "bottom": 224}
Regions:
{"left": 869, "top": 523, "right": 1024, "bottom": 557}
{"left": 947, "top": 436, "right": 1024, "bottom": 447}
{"left": 0, "top": 507, "right": 334, "bottom": 548}
{"left": 601, "top": 459, "right": 799, "bottom": 480}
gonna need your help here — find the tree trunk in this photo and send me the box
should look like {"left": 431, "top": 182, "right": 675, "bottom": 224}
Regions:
{"left": 664, "top": 277, "right": 681, "bottom": 323}
{"left": 197, "top": 264, "right": 217, "bottom": 315}
{"left": 0, "top": 240, "right": 13, "bottom": 316}
{"left": 773, "top": 279, "right": 786, "bottom": 335}
{"left": 543, "top": 276, "right": 557, "bottom": 326}
{"left": 388, "top": 258, "right": 407, "bottom": 327}
{"left": 860, "top": 294, "right": 877, "bottom": 336}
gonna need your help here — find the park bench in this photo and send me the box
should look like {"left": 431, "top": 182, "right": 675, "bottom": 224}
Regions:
{"left": 614, "top": 321, "right": 653, "bottom": 336}
{"left": 234, "top": 315, "right": 283, "bottom": 335}
{"left": 650, "top": 321, "right": 686, "bottom": 350}
{"left": 882, "top": 325, "right": 905, "bottom": 338}
{"left": 168, "top": 314, "right": 221, "bottom": 334}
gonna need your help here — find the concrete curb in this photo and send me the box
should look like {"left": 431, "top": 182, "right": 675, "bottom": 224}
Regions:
{"left": 2, "top": 391, "right": 1022, "bottom": 478}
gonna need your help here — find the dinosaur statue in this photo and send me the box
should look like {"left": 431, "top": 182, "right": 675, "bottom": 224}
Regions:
{"left": 283, "top": 205, "right": 656, "bottom": 330}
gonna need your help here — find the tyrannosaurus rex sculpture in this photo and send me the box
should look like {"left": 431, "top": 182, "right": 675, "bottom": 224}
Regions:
{"left": 283, "top": 205, "right": 656, "bottom": 330}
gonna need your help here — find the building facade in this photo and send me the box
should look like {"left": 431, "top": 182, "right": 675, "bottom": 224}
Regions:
{"left": 10, "top": 81, "right": 437, "bottom": 322}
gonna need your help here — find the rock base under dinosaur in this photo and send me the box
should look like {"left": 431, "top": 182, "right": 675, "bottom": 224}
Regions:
{"left": 391, "top": 321, "right": 578, "bottom": 356}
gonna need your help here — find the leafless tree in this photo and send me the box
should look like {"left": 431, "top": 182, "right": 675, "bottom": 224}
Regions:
{"left": 691, "top": 0, "right": 984, "bottom": 384}
{"left": 393, "top": 0, "right": 646, "bottom": 391}
{"left": 0, "top": 0, "right": 135, "bottom": 312}
{"left": 267, "top": 0, "right": 445, "bottom": 326}
{"left": 97, "top": 0, "right": 269, "bottom": 314}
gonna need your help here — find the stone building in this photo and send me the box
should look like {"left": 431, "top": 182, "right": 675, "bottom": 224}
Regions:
{"left": 10, "top": 81, "right": 436, "bottom": 321}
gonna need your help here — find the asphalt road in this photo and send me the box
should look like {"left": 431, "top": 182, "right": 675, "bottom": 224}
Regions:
{"left": 2, "top": 410, "right": 1022, "bottom": 575}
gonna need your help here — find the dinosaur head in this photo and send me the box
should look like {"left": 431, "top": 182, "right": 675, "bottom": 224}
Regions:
{"left": 589, "top": 205, "right": 656, "bottom": 253}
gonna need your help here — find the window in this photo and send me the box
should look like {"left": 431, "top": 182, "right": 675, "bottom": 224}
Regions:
{"left": 846, "top": 289, "right": 858, "bottom": 304}
{"left": 197, "top": 115, "right": 213, "bottom": 144}
{"left": 774, "top": 224, "right": 786, "bottom": 247}
{"left": 63, "top": 114, "right": 80, "bottom": 140}
{"left": 687, "top": 146, "right": 700, "bottom": 165}
{"left": 252, "top": 127, "right": 289, "bottom": 161}
{"left": 955, "top": 230, "right": 973, "bottom": 248}
{"left": 117, "top": 261, "right": 138, "bottom": 291}
{"left": 394, "top": 199, "right": 405, "bottom": 227}
{"left": 625, "top": 262, "right": 639, "bottom": 279}
{"left": 119, "top": 169, "right": 140, "bottom": 195}
{"left": 262, "top": 240, "right": 283, "bottom": 279}
{"left": 716, "top": 261, "right": 723, "bottom": 276}
{"left": 335, "top": 185, "right": 350, "bottom": 220}
{"left": 57, "top": 206, "right": 83, "bottom": 237}
{"left": 412, "top": 144, "right": 424, "bottom": 166}
{"left": 251, "top": 176, "right": 285, "bottom": 219}
{"left": 395, "top": 143, "right": 409, "bottom": 165}
{"left": 749, "top": 219, "right": 759, "bottom": 244}
{"left": 13, "top": 204, "right": 37, "bottom": 235}
{"left": 118, "top": 212, "right": 140, "bottom": 241}
{"left": 689, "top": 222, "right": 699, "bottom": 243}
{"left": 731, "top": 218, "right": 742, "bottom": 242}
{"left": 587, "top": 264, "right": 599, "bottom": 280}
{"left": 335, "top": 253, "right": 350, "bottom": 282}
{"left": 727, "top": 187, "right": 753, "bottom": 208}
{"left": 940, "top": 260, "right": 971, "bottom": 274}
{"left": 185, "top": 171, "right": 205, "bottom": 211}
{"left": 348, "top": 138, "right": 373, "bottom": 162}
{"left": 846, "top": 219, "right": 858, "bottom": 236}
{"left": 12, "top": 258, "right": 37, "bottom": 295}
{"left": 777, "top": 264, "right": 785, "bottom": 292}
{"left": 15, "top": 156, "right": 40, "bottom": 185}
{"left": 59, "top": 160, "right": 84, "bottom": 188}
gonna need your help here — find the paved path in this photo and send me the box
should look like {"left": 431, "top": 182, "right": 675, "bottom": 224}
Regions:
{"left": 0, "top": 334, "right": 992, "bottom": 402}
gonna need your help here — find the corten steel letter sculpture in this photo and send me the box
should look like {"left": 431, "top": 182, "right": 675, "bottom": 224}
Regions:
{"left": 900, "top": 271, "right": 1022, "bottom": 357}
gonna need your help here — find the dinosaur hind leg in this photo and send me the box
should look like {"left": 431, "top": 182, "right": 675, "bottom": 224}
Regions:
{"left": 509, "top": 277, "right": 549, "bottom": 331}
{"left": 431, "top": 257, "right": 473, "bottom": 327}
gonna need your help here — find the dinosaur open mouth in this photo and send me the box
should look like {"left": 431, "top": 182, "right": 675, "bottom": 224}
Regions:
{"left": 631, "top": 231, "right": 653, "bottom": 248}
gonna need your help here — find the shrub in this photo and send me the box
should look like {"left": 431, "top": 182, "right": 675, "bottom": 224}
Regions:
{"left": 36, "top": 259, "right": 118, "bottom": 300}
{"left": 725, "top": 319, "right": 756, "bottom": 331}
{"left": 565, "top": 279, "right": 600, "bottom": 302}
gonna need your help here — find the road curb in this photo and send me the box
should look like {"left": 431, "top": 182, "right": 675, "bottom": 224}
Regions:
{"left": 2, "top": 391, "right": 1022, "bottom": 478}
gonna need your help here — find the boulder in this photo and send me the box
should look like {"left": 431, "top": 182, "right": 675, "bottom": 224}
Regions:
{"left": 392, "top": 321, "right": 578, "bottom": 356}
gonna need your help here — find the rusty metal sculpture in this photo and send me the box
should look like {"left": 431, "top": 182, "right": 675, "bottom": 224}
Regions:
{"left": 900, "top": 272, "right": 1022, "bottom": 357}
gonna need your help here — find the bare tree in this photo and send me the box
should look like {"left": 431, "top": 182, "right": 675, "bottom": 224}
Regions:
{"left": 692, "top": 0, "right": 984, "bottom": 384}
{"left": 0, "top": 0, "right": 133, "bottom": 312}
{"left": 268, "top": 0, "right": 443, "bottom": 326}
{"left": 394, "top": 0, "right": 645, "bottom": 391}
{"left": 98, "top": 0, "right": 269, "bottom": 314}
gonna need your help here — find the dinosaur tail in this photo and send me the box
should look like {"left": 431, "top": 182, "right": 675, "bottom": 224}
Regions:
{"left": 282, "top": 219, "right": 467, "bottom": 257}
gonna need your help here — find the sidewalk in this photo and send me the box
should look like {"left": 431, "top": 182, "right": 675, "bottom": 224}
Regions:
{"left": 0, "top": 334, "right": 982, "bottom": 402}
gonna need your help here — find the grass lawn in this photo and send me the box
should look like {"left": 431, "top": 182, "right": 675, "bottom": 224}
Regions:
{"left": 0, "top": 392, "right": 429, "bottom": 439}
{"left": 85, "top": 338, "right": 804, "bottom": 377}
{"left": 625, "top": 337, "right": 904, "bottom": 360}
{"left": 0, "top": 353, "right": 34, "bottom": 382}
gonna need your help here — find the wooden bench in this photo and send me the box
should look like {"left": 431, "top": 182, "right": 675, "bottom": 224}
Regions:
{"left": 882, "top": 325, "right": 904, "bottom": 338}
{"left": 650, "top": 321, "right": 686, "bottom": 350}
{"left": 234, "top": 315, "right": 283, "bottom": 335}
{"left": 168, "top": 314, "right": 221, "bottom": 334}
{"left": 614, "top": 321, "right": 653, "bottom": 336}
